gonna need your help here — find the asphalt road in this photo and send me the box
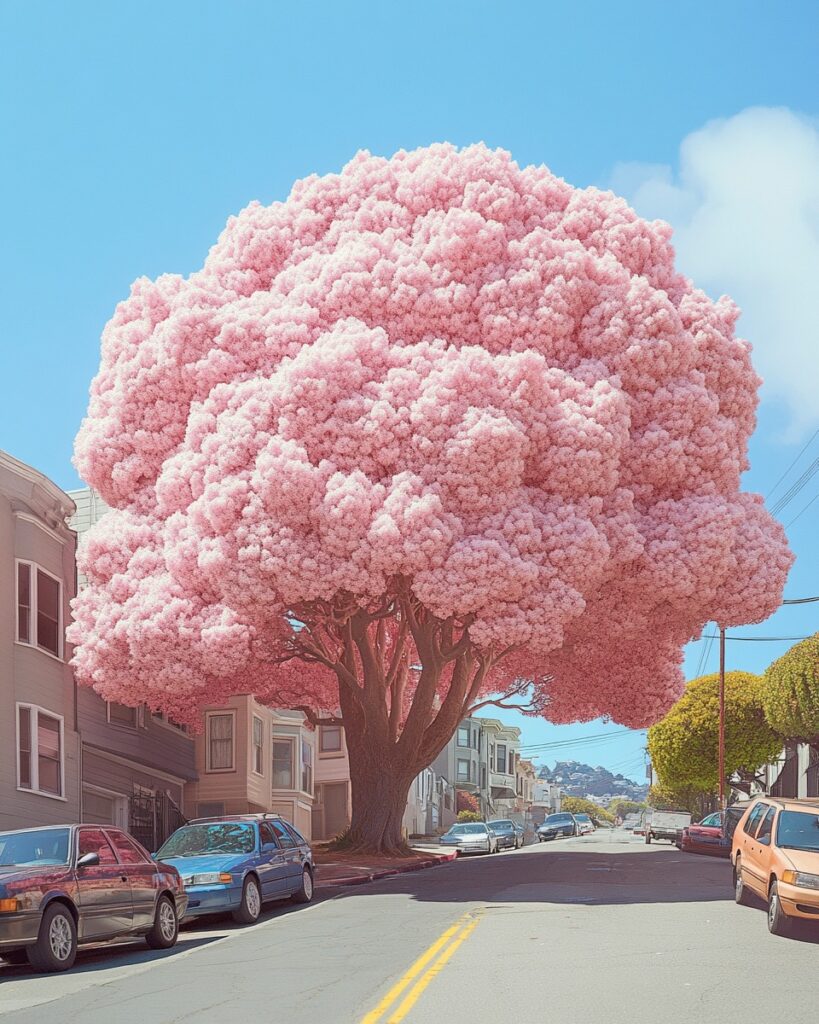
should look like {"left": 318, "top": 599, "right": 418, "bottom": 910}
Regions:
{"left": 2, "top": 830, "right": 818, "bottom": 1023}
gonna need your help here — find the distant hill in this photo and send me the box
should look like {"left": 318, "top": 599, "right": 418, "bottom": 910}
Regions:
{"left": 537, "top": 759, "right": 648, "bottom": 803}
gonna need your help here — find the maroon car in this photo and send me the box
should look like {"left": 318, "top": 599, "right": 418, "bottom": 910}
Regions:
{"left": 0, "top": 824, "right": 187, "bottom": 972}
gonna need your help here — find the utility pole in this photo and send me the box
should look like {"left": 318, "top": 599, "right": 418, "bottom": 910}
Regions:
{"left": 718, "top": 626, "right": 726, "bottom": 809}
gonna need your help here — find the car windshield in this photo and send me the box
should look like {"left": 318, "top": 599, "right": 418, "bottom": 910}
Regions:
{"left": 776, "top": 810, "right": 819, "bottom": 852}
{"left": 449, "top": 824, "right": 486, "bottom": 835}
{"left": 576, "top": 815, "right": 591, "bottom": 822}
{"left": 157, "top": 823, "right": 256, "bottom": 857}
{"left": 488, "top": 821, "right": 514, "bottom": 831}
{"left": 0, "top": 827, "right": 71, "bottom": 867}
{"left": 545, "top": 814, "right": 572, "bottom": 823}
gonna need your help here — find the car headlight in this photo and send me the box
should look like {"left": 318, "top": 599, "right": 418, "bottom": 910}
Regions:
{"left": 782, "top": 870, "right": 819, "bottom": 890}
{"left": 186, "top": 872, "right": 233, "bottom": 885}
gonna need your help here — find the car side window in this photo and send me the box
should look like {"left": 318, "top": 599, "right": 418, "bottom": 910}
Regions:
{"left": 268, "top": 820, "right": 296, "bottom": 849}
{"left": 107, "top": 830, "right": 148, "bottom": 864}
{"left": 756, "top": 806, "right": 776, "bottom": 842}
{"left": 259, "top": 823, "right": 280, "bottom": 849}
{"left": 742, "top": 803, "right": 766, "bottom": 837}
{"left": 78, "top": 828, "right": 118, "bottom": 865}
{"left": 284, "top": 823, "right": 307, "bottom": 846}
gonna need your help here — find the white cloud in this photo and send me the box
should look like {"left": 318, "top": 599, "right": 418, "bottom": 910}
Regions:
{"left": 610, "top": 107, "right": 819, "bottom": 436}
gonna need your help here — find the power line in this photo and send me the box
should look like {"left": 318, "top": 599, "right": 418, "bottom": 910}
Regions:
{"left": 785, "top": 492, "right": 819, "bottom": 529}
{"left": 766, "top": 428, "right": 819, "bottom": 500}
{"left": 770, "top": 456, "right": 819, "bottom": 516}
{"left": 782, "top": 595, "right": 819, "bottom": 604}
{"left": 701, "top": 633, "right": 813, "bottom": 642}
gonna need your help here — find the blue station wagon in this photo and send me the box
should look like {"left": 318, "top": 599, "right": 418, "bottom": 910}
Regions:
{"left": 156, "top": 815, "right": 314, "bottom": 923}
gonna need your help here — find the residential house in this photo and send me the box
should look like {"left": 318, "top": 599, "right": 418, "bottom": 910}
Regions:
{"left": 1, "top": 450, "right": 81, "bottom": 830}
{"left": 531, "top": 779, "right": 562, "bottom": 825}
{"left": 68, "top": 486, "right": 196, "bottom": 850}
{"left": 514, "top": 757, "right": 536, "bottom": 822}
{"left": 184, "top": 697, "right": 317, "bottom": 839}
{"left": 451, "top": 715, "right": 489, "bottom": 816}
{"left": 313, "top": 721, "right": 352, "bottom": 841}
{"left": 480, "top": 718, "right": 522, "bottom": 820}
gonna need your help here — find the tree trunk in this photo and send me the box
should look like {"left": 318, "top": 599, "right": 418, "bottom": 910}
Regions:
{"left": 347, "top": 754, "right": 415, "bottom": 855}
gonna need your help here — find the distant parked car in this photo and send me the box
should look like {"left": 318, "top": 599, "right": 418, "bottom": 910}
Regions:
{"left": 0, "top": 824, "right": 187, "bottom": 972}
{"left": 487, "top": 820, "right": 523, "bottom": 850}
{"left": 574, "top": 814, "right": 595, "bottom": 835}
{"left": 156, "top": 815, "right": 314, "bottom": 924}
{"left": 679, "top": 812, "right": 724, "bottom": 856}
{"left": 537, "top": 813, "right": 578, "bottom": 841}
{"left": 439, "top": 823, "right": 499, "bottom": 855}
{"left": 732, "top": 798, "right": 819, "bottom": 936}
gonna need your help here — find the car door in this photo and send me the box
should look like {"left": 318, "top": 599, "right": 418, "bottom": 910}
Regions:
{"left": 752, "top": 805, "right": 777, "bottom": 893}
{"left": 739, "top": 803, "right": 770, "bottom": 895}
{"left": 267, "top": 819, "right": 302, "bottom": 890}
{"left": 75, "top": 827, "right": 134, "bottom": 939}
{"left": 107, "top": 829, "right": 157, "bottom": 929}
{"left": 257, "top": 822, "right": 290, "bottom": 899}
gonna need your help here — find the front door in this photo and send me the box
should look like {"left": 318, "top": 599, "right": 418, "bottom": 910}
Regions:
{"left": 257, "top": 822, "right": 290, "bottom": 899}
{"left": 749, "top": 805, "right": 777, "bottom": 895}
{"left": 267, "top": 819, "right": 302, "bottom": 890}
{"left": 75, "top": 828, "right": 134, "bottom": 939}
{"left": 739, "top": 803, "right": 770, "bottom": 896}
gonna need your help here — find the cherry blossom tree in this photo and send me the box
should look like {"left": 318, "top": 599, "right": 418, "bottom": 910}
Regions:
{"left": 70, "top": 144, "right": 792, "bottom": 852}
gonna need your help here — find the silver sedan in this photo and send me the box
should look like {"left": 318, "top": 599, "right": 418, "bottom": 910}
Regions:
{"left": 439, "top": 823, "right": 498, "bottom": 855}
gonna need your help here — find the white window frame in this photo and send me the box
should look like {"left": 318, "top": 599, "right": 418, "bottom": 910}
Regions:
{"left": 205, "top": 711, "right": 236, "bottom": 773}
{"left": 16, "top": 702, "right": 66, "bottom": 801}
{"left": 252, "top": 716, "right": 264, "bottom": 776}
{"left": 15, "top": 559, "right": 63, "bottom": 661}
{"left": 272, "top": 735, "right": 296, "bottom": 791}
{"left": 319, "top": 724, "right": 343, "bottom": 755}
{"left": 301, "top": 738, "right": 313, "bottom": 796}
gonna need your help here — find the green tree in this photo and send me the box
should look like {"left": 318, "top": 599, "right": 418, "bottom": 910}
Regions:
{"left": 762, "top": 634, "right": 819, "bottom": 742}
{"left": 648, "top": 671, "right": 782, "bottom": 796}
{"left": 456, "top": 810, "right": 483, "bottom": 823}
{"left": 561, "top": 797, "right": 614, "bottom": 824}
{"left": 607, "top": 799, "right": 645, "bottom": 819}
{"left": 648, "top": 782, "right": 715, "bottom": 819}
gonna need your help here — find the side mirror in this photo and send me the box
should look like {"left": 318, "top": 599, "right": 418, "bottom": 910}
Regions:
{"left": 77, "top": 851, "right": 100, "bottom": 869}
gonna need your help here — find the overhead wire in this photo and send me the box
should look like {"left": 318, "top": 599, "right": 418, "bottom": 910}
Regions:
{"left": 766, "top": 428, "right": 819, "bottom": 500}
{"left": 785, "top": 492, "right": 819, "bottom": 529}
{"left": 770, "top": 456, "right": 819, "bottom": 516}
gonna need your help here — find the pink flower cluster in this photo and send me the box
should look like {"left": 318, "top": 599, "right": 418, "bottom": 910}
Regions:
{"left": 70, "top": 143, "right": 793, "bottom": 728}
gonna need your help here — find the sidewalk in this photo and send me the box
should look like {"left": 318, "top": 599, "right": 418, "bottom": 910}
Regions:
{"left": 314, "top": 843, "right": 457, "bottom": 889}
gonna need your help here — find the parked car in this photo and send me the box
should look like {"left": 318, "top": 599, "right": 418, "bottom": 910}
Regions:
{"left": 622, "top": 814, "right": 641, "bottom": 831}
{"left": 732, "top": 797, "right": 819, "bottom": 936}
{"left": 645, "top": 809, "right": 691, "bottom": 844}
{"left": 0, "top": 824, "right": 187, "bottom": 973}
{"left": 574, "top": 814, "right": 595, "bottom": 835}
{"left": 439, "top": 822, "right": 499, "bottom": 854}
{"left": 156, "top": 815, "right": 314, "bottom": 924}
{"left": 487, "top": 820, "right": 523, "bottom": 850}
{"left": 679, "top": 812, "right": 724, "bottom": 856}
{"left": 537, "top": 813, "right": 578, "bottom": 841}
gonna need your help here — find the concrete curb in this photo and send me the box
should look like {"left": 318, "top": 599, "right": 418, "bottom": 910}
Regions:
{"left": 316, "top": 849, "right": 458, "bottom": 889}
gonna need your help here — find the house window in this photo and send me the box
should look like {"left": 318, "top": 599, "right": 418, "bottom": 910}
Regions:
{"left": 152, "top": 711, "right": 188, "bottom": 733}
{"left": 108, "top": 702, "right": 138, "bottom": 728}
{"left": 272, "top": 737, "right": 295, "bottom": 789}
{"left": 17, "top": 703, "right": 64, "bottom": 798}
{"left": 497, "top": 744, "right": 507, "bottom": 775}
{"left": 252, "top": 716, "right": 264, "bottom": 775}
{"left": 206, "top": 713, "right": 234, "bottom": 771}
{"left": 481, "top": 764, "right": 487, "bottom": 790}
{"left": 16, "top": 561, "right": 62, "bottom": 658}
{"left": 319, "top": 724, "right": 342, "bottom": 753}
{"left": 457, "top": 758, "right": 471, "bottom": 782}
{"left": 301, "top": 739, "right": 313, "bottom": 794}
{"left": 457, "top": 726, "right": 470, "bottom": 747}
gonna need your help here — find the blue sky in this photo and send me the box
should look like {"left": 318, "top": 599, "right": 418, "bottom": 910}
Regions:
{"left": 2, "top": 1, "right": 817, "bottom": 780}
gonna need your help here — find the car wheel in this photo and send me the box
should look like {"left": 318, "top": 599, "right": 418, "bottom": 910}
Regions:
{"left": 233, "top": 875, "right": 262, "bottom": 925}
{"left": 767, "top": 881, "right": 794, "bottom": 937}
{"left": 733, "top": 860, "right": 753, "bottom": 906}
{"left": 27, "top": 902, "right": 77, "bottom": 973}
{"left": 291, "top": 866, "right": 314, "bottom": 905}
{"left": 145, "top": 894, "right": 179, "bottom": 950}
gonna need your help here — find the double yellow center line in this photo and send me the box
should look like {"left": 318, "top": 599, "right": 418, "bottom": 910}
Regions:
{"left": 360, "top": 909, "right": 483, "bottom": 1023}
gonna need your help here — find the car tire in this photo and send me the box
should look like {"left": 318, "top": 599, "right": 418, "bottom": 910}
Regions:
{"left": 733, "top": 860, "right": 753, "bottom": 906}
{"left": 291, "top": 866, "right": 314, "bottom": 905}
{"left": 233, "top": 875, "right": 262, "bottom": 925}
{"left": 26, "top": 902, "right": 77, "bottom": 973}
{"left": 145, "top": 894, "right": 179, "bottom": 950}
{"left": 767, "top": 881, "right": 794, "bottom": 937}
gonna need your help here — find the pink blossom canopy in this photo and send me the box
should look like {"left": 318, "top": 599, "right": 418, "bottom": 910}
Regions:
{"left": 70, "top": 143, "right": 793, "bottom": 728}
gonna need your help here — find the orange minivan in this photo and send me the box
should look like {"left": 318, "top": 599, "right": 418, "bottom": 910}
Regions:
{"left": 731, "top": 797, "right": 819, "bottom": 936}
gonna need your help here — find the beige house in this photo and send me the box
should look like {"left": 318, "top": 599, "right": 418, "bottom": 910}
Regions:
{"left": 480, "top": 717, "right": 522, "bottom": 819}
{"left": 514, "top": 758, "right": 536, "bottom": 819}
{"left": 0, "top": 450, "right": 81, "bottom": 830}
{"left": 313, "top": 722, "right": 352, "bottom": 841}
{"left": 184, "top": 697, "right": 318, "bottom": 839}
